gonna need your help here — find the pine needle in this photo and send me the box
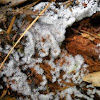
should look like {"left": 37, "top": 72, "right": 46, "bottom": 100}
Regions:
{"left": 80, "top": 29, "right": 100, "bottom": 40}
{"left": 7, "top": 16, "right": 16, "bottom": 34}
{"left": 0, "top": 0, "right": 55, "bottom": 70}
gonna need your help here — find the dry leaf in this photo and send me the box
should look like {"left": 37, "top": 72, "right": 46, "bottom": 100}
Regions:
{"left": 0, "top": 0, "right": 26, "bottom": 6}
{"left": 83, "top": 72, "right": 100, "bottom": 87}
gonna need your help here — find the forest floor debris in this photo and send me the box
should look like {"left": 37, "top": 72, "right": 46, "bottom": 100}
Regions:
{"left": 0, "top": 0, "right": 100, "bottom": 100}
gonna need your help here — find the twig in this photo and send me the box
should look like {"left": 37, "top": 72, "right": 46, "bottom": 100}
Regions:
{"left": 0, "top": 0, "right": 55, "bottom": 70}
{"left": 21, "top": 0, "right": 41, "bottom": 11}
{"left": 0, "top": 0, "right": 41, "bottom": 22}
{"left": 15, "top": 0, "right": 41, "bottom": 15}
{"left": 6, "top": 0, "right": 39, "bottom": 34}
{"left": 61, "top": 0, "right": 73, "bottom": 5}
{"left": 7, "top": 16, "right": 16, "bottom": 34}
{"left": 71, "top": 28, "right": 81, "bottom": 34}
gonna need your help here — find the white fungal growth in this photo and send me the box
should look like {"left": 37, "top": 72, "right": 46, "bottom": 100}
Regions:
{"left": 9, "top": 71, "right": 31, "bottom": 96}
{"left": 0, "top": 49, "right": 89, "bottom": 99}
{"left": 39, "top": 92, "right": 54, "bottom": 100}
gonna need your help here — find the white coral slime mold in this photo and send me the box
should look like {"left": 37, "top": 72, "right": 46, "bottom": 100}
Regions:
{"left": 0, "top": 0, "right": 100, "bottom": 99}
{"left": 24, "top": 0, "right": 100, "bottom": 57}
